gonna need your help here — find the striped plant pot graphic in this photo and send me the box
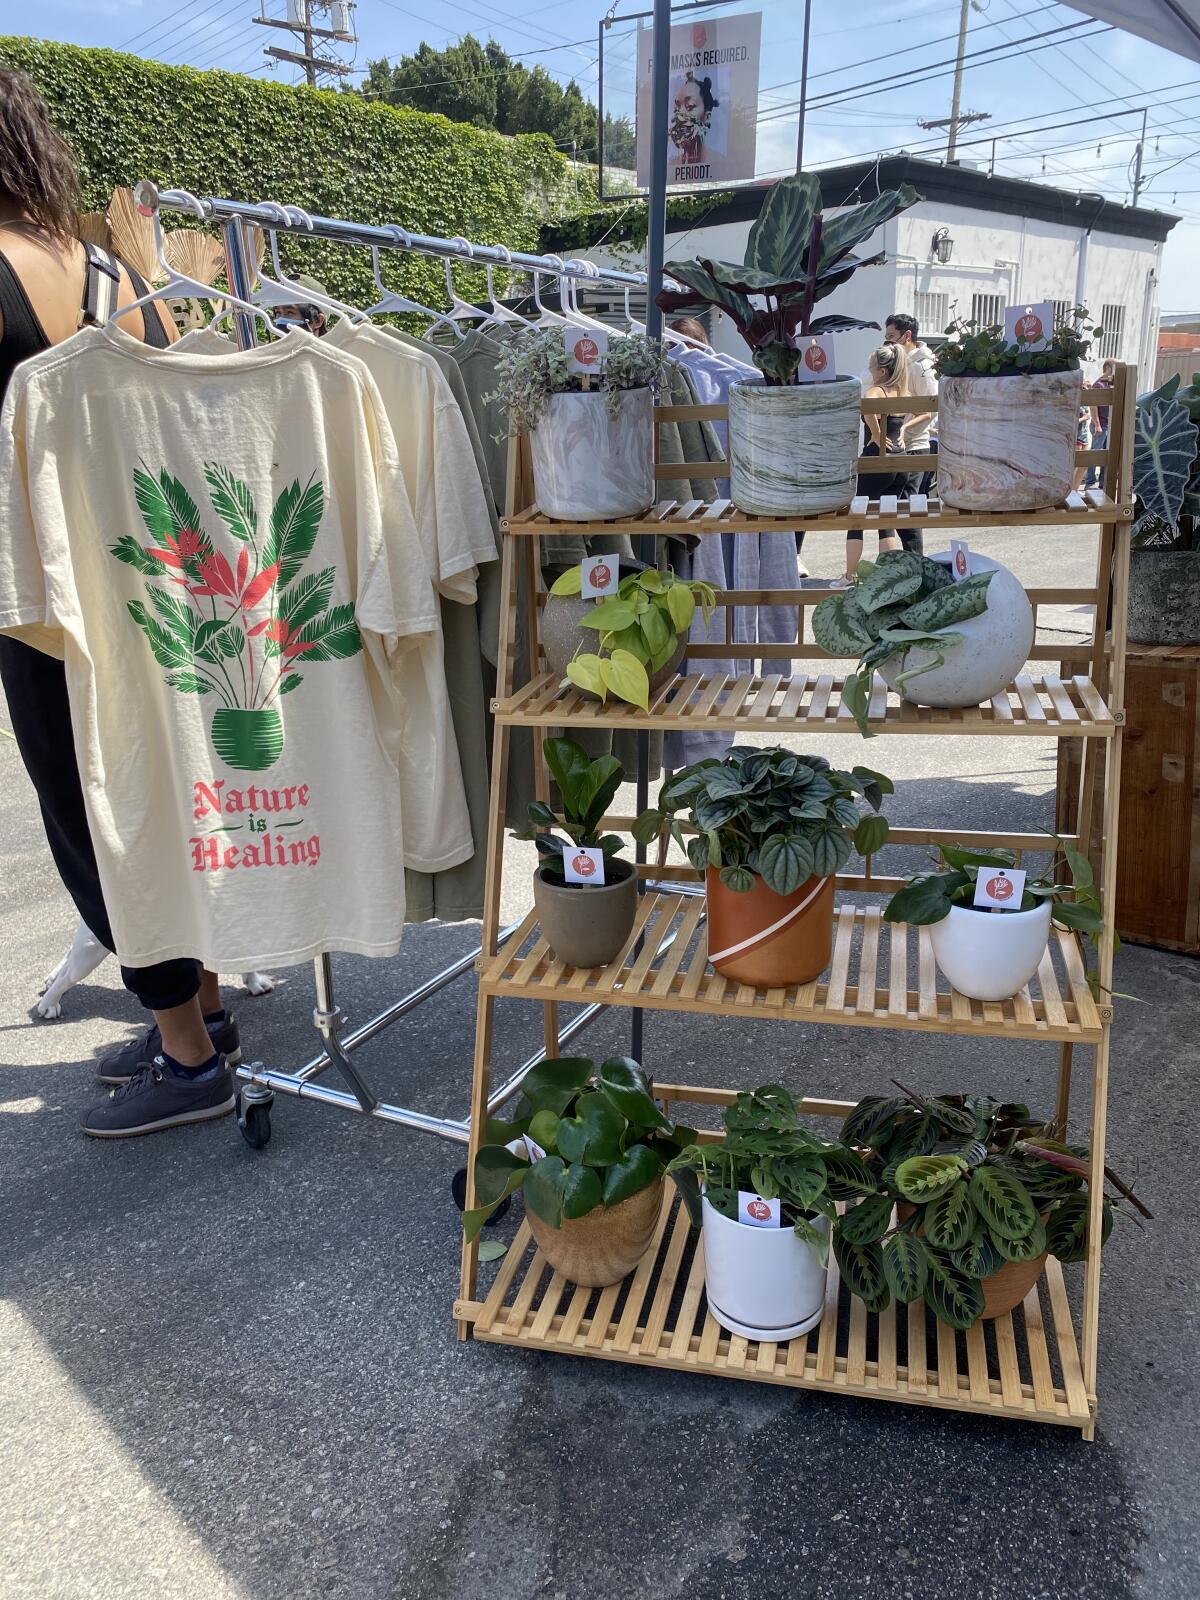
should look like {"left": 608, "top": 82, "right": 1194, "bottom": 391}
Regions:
{"left": 705, "top": 866, "right": 835, "bottom": 987}
{"left": 211, "top": 708, "right": 285, "bottom": 772}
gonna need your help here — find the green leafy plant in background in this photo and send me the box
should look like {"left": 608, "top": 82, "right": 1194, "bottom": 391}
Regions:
{"left": 513, "top": 736, "right": 628, "bottom": 885}
{"left": 546, "top": 565, "right": 717, "bottom": 712}
{"left": 491, "top": 327, "right": 671, "bottom": 436}
{"left": 462, "top": 1057, "right": 694, "bottom": 1241}
{"left": 811, "top": 551, "right": 994, "bottom": 737}
{"left": 633, "top": 745, "right": 891, "bottom": 895}
{"left": 1132, "top": 371, "right": 1200, "bottom": 548}
{"left": 667, "top": 1085, "right": 882, "bottom": 1263}
{"left": 655, "top": 170, "right": 918, "bottom": 384}
{"left": 832, "top": 1086, "right": 1149, "bottom": 1329}
{"left": 934, "top": 305, "right": 1101, "bottom": 378}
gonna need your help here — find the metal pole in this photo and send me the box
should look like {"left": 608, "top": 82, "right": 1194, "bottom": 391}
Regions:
{"left": 795, "top": 0, "right": 813, "bottom": 173}
{"left": 1132, "top": 107, "right": 1147, "bottom": 206}
{"left": 946, "top": 0, "right": 970, "bottom": 163}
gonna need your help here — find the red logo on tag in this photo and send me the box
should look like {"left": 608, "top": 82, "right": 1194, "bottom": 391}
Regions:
{"left": 692, "top": 22, "right": 707, "bottom": 47}
{"left": 954, "top": 547, "right": 969, "bottom": 577}
{"left": 590, "top": 562, "right": 612, "bottom": 588}
{"left": 746, "top": 1198, "right": 771, "bottom": 1221}
{"left": 984, "top": 873, "right": 1015, "bottom": 902}
{"left": 1015, "top": 312, "right": 1044, "bottom": 343}
{"left": 573, "top": 337, "right": 600, "bottom": 367}
{"left": 572, "top": 853, "right": 597, "bottom": 878}
{"left": 803, "top": 344, "right": 828, "bottom": 373}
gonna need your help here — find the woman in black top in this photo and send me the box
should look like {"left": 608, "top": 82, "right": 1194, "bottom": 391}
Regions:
{"left": 838, "top": 340, "right": 911, "bottom": 584}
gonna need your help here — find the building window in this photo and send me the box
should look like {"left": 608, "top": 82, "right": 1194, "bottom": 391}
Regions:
{"left": 914, "top": 291, "right": 949, "bottom": 338}
{"left": 1100, "top": 304, "right": 1124, "bottom": 360}
{"left": 1052, "top": 299, "right": 1072, "bottom": 330}
{"left": 971, "top": 292, "right": 1006, "bottom": 329}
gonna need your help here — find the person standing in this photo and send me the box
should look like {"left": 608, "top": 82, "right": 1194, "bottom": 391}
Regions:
{"left": 1087, "top": 357, "right": 1116, "bottom": 490}
{"left": 885, "top": 312, "right": 937, "bottom": 556}
{"left": 839, "top": 342, "right": 910, "bottom": 583}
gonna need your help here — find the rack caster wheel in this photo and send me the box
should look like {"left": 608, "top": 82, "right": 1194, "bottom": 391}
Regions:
{"left": 237, "top": 1090, "right": 273, "bottom": 1150}
{"left": 451, "top": 1165, "right": 510, "bottom": 1225}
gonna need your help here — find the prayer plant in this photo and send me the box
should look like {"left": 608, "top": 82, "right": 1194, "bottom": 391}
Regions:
{"left": 656, "top": 170, "right": 918, "bottom": 384}
{"left": 513, "top": 737, "right": 628, "bottom": 886}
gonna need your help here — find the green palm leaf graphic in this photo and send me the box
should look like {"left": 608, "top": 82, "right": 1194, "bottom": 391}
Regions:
{"left": 204, "top": 463, "right": 258, "bottom": 545}
{"left": 294, "top": 602, "right": 363, "bottom": 661}
{"left": 265, "top": 476, "right": 324, "bottom": 588}
{"left": 111, "top": 534, "right": 162, "bottom": 575}
{"left": 279, "top": 566, "right": 336, "bottom": 632}
{"left": 133, "top": 468, "right": 175, "bottom": 542}
{"left": 157, "top": 470, "right": 204, "bottom": 539}
{"left": 128, "top": 600, "right": 192, "bottom": 668}
{"left": 147, "top": 586, "right": 199, "bottom": 647}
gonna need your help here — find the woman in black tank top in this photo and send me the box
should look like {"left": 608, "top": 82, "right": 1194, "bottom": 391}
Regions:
{"left": 840, "top": 340, "right": 914, "bottom": 584}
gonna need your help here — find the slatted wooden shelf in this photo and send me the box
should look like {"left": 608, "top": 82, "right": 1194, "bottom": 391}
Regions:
{"left": 496, "top": 668, "right": 1117, "bottom": 738}
{"left": 463, "top": 1190, "right": 1092, "bottom": 1432}
{"left": 478, "top": 894, "right": 1105, "bottom": 1043}
{"left": 500, "top": 490, "right": 1131, "bottom": 538}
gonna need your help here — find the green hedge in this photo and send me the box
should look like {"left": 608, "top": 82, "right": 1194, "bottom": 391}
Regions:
{"left": 541, "top": 190, "right": 736, "bottom": 254}
{"left": 0, "top": 37, "right": 585, "bottom": 308}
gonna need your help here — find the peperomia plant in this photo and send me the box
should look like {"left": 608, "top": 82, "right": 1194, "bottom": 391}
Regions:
{"left": 934, "top": 305, "right": 1101, "bottom": 378}
{"left": 513, "top": 736, "right": 628, "bottom": 885}
{"left": 812, "top": 550, "right": 995, "bottom": 737}
{"left": 832, "top": 1086, "right": 1148, "bottom": 1329}
{"left": 547, "top": 565, "right": 717, "bottom": 712}
{"left": 491, "top": 327, "right": 671, "bottom": 436}
{"left": 656, "top": 171, "right": 918, "bottom": 384}
{"left": 1131, "top": 370, "right": 1200, "bottom": 548}
{"left": 462, "top": 1056, "right": 693, "bottom": 1241}
{"left": 633, "top": 745, "right": 891, "bottom": 895}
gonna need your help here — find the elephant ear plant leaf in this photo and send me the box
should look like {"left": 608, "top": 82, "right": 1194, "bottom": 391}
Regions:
{"left": 512, "top": 736, "right": 627, "bottom": 884}
{"left": 1132, "top": 373, "right": 1200, "bottom": 547}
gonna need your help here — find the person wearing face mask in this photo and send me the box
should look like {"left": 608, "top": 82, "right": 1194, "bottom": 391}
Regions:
{"left": 885, "top": 311, "right": 937, "bottom": 556}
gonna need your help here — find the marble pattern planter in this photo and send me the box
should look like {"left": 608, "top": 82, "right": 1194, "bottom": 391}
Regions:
{"left": 530, "top": 388, "right": 654, "bottom": 522}
{"left": 938, "top": 370, "right": 1082, "bottom": 511}
{"left": 728, "top": 376, "right": 862, "bottom": 516}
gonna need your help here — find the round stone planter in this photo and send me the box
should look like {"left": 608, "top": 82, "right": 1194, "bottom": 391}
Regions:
{"left": 527, "top": 1174, "right": 664, "bottom": 1287}
{"left": 728, "top": 376, "right": 862, "bottom": 516}
{"left": 211, "top": 707, "right": 284, "bottom": 772}
{"left": 937, "top": 369, "right": 1082, "bottom": 511}
{"left": 533, "top": 859, "right": 639, "bottom": 969}
{"left": 541, "top": 591, "right": 686, "bottom": 698}
{"left": 530, "top": 388, "right": 654, "bottom": 522}
{"left": 701, "top": 1196, "right": 830, "bottom": 1341}
{"left": 878, "top": 550, "right": 1034, "bottom": 708}
{"left": 1128, "top": 550, "right": 1200, "bottom": 644}
{"left": 928, "top": 901, "right": 1053, "bottom": 1002}
{"left": 705, "top": 866, "right": 834, "bottom": 987}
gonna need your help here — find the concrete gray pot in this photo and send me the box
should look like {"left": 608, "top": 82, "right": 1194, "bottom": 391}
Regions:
{"left": 530, "top": 389, "right": 654, "bottom": 522}
{"left": 541, "top": 592, "right": 686, "bottom": 698}
{"left": 728, "top": 376, "right": 861, "bottom": 516}
{"left": 1128, "top": 550, "right": 1200, "bottom": 644}
{"left": 533, "top": 859, "right": 638, "bottom": 969}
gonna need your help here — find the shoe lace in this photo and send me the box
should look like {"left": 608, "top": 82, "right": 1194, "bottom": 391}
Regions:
{"left": 111, "top": 1060, "right": 164, "bottom": 1102}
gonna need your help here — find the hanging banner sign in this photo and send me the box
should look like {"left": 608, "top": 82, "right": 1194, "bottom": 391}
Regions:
{"left": 636, "top": 11, "right": 762, "bottom": 189}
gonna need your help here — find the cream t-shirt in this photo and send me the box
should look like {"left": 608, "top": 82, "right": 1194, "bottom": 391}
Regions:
{"left": 0, "top": 325, "right": 439, "bottom": 970}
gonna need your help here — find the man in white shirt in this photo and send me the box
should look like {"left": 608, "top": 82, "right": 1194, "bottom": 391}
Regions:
{"left": 886, "top": 312, "right": 938, "bottom": 557}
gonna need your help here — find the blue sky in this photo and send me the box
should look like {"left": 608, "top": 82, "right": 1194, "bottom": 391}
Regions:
{"left": 18, "top": 0, "right": 1200, "bottom": 307}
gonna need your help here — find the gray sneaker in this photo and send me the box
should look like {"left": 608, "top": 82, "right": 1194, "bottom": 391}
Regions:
{"left": 81, "top": 1057, "right": 235, "bottom": 1139}
{"left": 96, "top": 1013, "right": 241, "bottom": 1085}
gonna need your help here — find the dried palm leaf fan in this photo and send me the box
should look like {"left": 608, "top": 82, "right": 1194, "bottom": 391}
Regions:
{"left": 78, "top": 211, "right": 111, "bottom": 250}
{"left": 105, "top": 186, "right": 161, "bottom": 284}
{"left": 163, "top": 229, "right": 224, "bottom": 285}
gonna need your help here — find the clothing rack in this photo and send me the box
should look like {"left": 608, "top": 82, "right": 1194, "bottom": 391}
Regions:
{"left": 141, "top": 181, "right": 662, "bottom": 1153}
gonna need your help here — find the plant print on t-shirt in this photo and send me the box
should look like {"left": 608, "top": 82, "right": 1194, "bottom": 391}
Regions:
{"left": 111, "top": 464, "right": 363, "bottom": 772}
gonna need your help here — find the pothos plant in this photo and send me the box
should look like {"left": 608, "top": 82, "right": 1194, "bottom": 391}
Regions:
{"left": 656, "top": 170, "right": 918, "bottom": 384}
{"left": 491, "top": 327, "right": 671, "bottom": 435}
{"left": 513, "top": 736, "right": 629, "bottom": 885}
{"left": 548, "top": 565, "right": 717, "bottom": 712}
{"left": 832, "top": 1086, "right": 1149, "bottom": 1330}
{"left": 934, "top": 304, "right": 1101, "bottom": 378}
{"left": 812, "top": 550, "right": 994, "bottom": 737}
{"left": 633, "top": 745, "right": 891, "bottom": 895}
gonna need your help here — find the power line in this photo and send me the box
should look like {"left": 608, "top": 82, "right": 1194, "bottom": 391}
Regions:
{"left": 116, "top": 0, "right": 238, "bottom": 51}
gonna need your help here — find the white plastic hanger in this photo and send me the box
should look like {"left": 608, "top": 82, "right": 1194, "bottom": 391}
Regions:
{"left": 479, "top": 244, "right": 534, "bottom": 330}
{"left": 431, "top": 238, "right": 478, "bottom": 338}
{"left": 365, "top": 226, "right": 461, "bottom": 337}
{"left": 250, "top": 202, "right": 367, "bottom": 324}
{"left": 110, "top": 186, "right": 278, "bottom": 337}
{"left": 562, "top": 260, "right": 612, "bottom": 334}
{"left": 531, "top": 258, "right": 568, "bottom": 327}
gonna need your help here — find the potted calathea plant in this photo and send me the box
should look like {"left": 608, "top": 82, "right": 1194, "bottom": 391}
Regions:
{"left": 515, "top": 736, "right": 637, "bottom": 969}
{"left": 541, "top": 564, "right": 717, "bottom": 712}
{"left": 1127, "top": 371, "right": 1200, "bottom": 644}
{"left": 669, "top": 1085, "right": 880, "bottom": 1341}
{"left": 634, "top": 746, "right": 890, "bottom": 986}
{"left": 833, "top": 1088, "right": 1148, "bottom": 1328}
{"left": 934, "top": 306, "right": 1102, "bottom": 510}
{"left": 462, "top": 1056, "right": 693, "bottom": 1287}
{"left": 883, "top": 840, "right": 1107, "bottom": 1003}
{"left": 492, "top": 327, "right": 670, "bottom": 521}
{"left": 657, "top": 171, "right": 918, "bottom": 517}
{"left": 811, "top": 549, "right": 1034, "bottom": 735}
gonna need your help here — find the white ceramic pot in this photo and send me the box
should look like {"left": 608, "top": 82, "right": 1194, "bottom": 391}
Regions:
{"left": 928, "top": 901, "right": 1053, "bottom": 1002}
{"left": 728, "top": 376, "right": 862, "bottom": 516}
{"left": 701, "top": 1196, "right": 829, "bottom": 1341}
{"left": 938, "top": 369, "right": 1082, "bottom": 511}
{"left": 878, "top": 550, "right": 1033, "bottom": 708}
{"left": 530, "top": 388, "right": 654, "bottom": 521}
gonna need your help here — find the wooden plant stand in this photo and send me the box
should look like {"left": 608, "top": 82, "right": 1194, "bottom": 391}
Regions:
{"left": 455, "top": 371, "right": 1135, "bottom": 1441}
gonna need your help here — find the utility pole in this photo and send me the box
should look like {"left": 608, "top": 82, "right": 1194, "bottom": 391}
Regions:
{"left": 946, "top": 0, "right": 971, "bottom": 163}
{"left": 795, "top": 0, "right": 813, "bottom": 174}
{"left": 253, "top": 1, "right": 356, "bottom": 86}
{"left": 1132, "top": 105, "right": 1148, "bottom": 206}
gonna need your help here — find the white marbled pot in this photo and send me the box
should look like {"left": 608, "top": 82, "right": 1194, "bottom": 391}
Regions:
{"left": 878, "top": 550, "right": 1034, "bottom": 708}
{"left": 530, "top": 388, "right": 654, "bottom": 522}
{"left": 938, "top": 370, "right": 1082, "bottom": 511}
{"left": 929, "top": 902, "right": 1053, "bottom": 1002}
{"left": 728, "top": 376, "right": 862, "bottom": 516}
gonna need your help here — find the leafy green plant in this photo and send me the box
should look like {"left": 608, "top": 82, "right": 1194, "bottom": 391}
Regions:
{"left": 667, "top": 1085, "right": 881, "bottom": 1263}
{"left": 491, "top": 327, "right": 670, "bottom": 436}
{"left": 513, "top": 736, "right": 628, "bottom": 885}
{"left": 1132, "top": 371, "right": 1200, "bottom": 548}
{"left": 633, "top": 745, "right": 891, "bottom": 896}
{"left": 811, "top": 550, "right": 995, "bottom": 737}
{"left": 934, "top": 305, "right": 1100, "bottom": 378}
{"left": 832, "top": 1086, "right": 1148, "bottom": 1328}
{"left": 462, "top": 1056, "right": 693, "bottom": 1241}
{"left": 547, "top": 565, "right": 717, "bottom": 711}
{"left": 656, "top": 171, "right": 918, "bottom": 384}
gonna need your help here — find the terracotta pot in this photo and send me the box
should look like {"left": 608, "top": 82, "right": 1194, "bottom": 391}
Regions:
{"left": 527, "top": 1173, "right": 664, "bottom": 1287}
{"left": 533, "top": 859, "right": 638, "bottom": 969}
{"left": 705, "top": 866, "right": 834, "bottom": 987}
{"left": 937, "top": 370, "right": 1082, "bottom": 511}
{"left": 541, "top": 591, "right": 686, "bottom": 700}
{"left": 898, "top": 1202, "right": 1048, "bottom": 1321}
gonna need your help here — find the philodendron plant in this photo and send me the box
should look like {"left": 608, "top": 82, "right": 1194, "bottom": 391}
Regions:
{"left": 832, "top": 1087, "right": 1148, "bottom": 1329}
{"left": 462, "top": 1056, "right": 693, "bottom": 1241}
{"left": 657, "top": 171, "right": 918, "bottom": 384}
{"left": 513, "top": 736, "right": 627, "bottom": 885}
{"left": 812, "top": 550, "right": 995, "bottom": 736}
